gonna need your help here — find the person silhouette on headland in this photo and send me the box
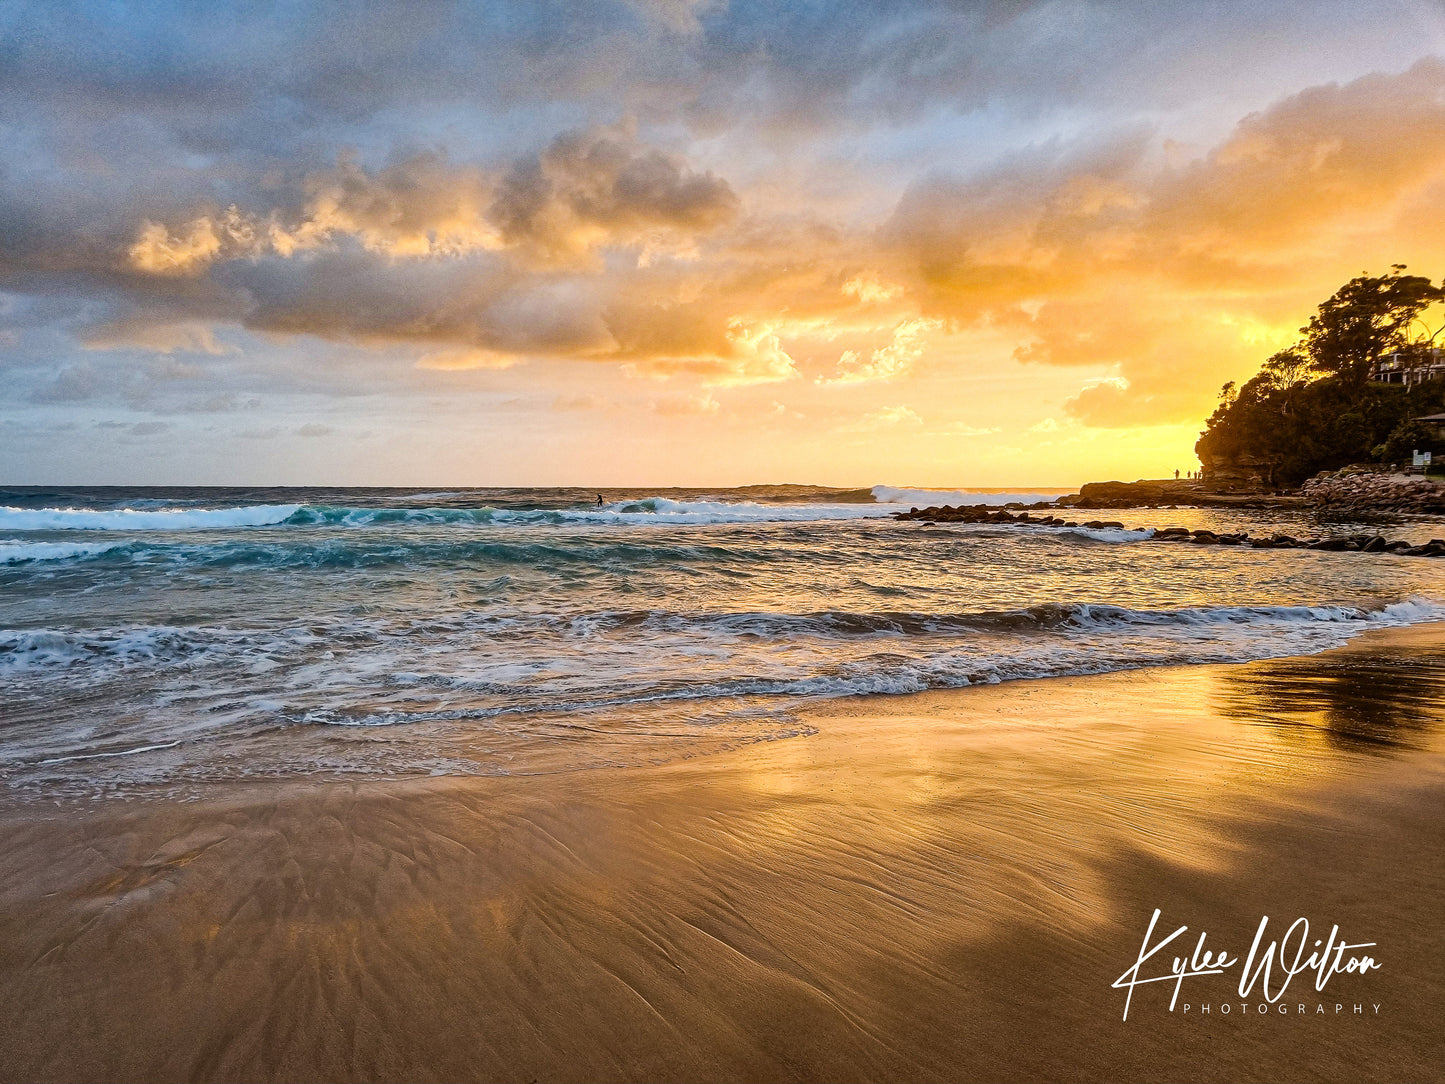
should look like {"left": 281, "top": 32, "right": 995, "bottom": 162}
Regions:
{"left": 1174, "top": 469, "right": 1180, "bottom": 479}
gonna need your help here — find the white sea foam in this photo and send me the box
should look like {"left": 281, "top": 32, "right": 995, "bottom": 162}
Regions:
{"left": 0, "top": 626, "right": 206, "bottom": 671}
{"left": 0, "top": 540, "right": 122, "bottom": 564}
{"left": 7, "top": 598, "right": 1440, "bottom": 678}
{"left": 0, "top": 494, "right": 1077, "bottom": 534}
{"left": 289, "top": 595, "right": 1445, "bottom": 721}
{"left": 871, "top": 485, "right": 1067, "bottom": 507}
{"left": 584, "top": 598, "right": 1445, "bottom": 639}
{"left": 301, "top": 498, "right": 900, "bottom": 527}
{"left": 321, "top": 494, "right": 1074, "bottom": 528}
{"left": 603, "top": 497, "right": 893, "bottom": 523}
{"left": 0, "top": 504, "right": 301, "bottom": 531}
{"left": 1058, "top": 525, "right": 1154, "bottom": 543}
{"left": 0, "top": 624, "right": 323, "bottom": 674}
{"left": 5, "top": 480, "right": 1440, "bottom": 792}
{"left": 39, "top": 740, "right": 184, "bottom": 765}
{"left": 7, "top": 593, "right": 1441, "bottom": 787}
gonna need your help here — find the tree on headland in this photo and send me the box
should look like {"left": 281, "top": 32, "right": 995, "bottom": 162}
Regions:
{"left": 1299, "top": 266, "right": 1442, "bottom": 386}
{"left": 1195, "top": 267, "right": 1445, "bottom": 486}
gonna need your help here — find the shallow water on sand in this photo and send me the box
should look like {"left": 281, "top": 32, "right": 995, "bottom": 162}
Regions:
{"left": 1, "top": 485, "right": 1442, "bottom": 796}
{"left": 0, "top": 631, "right": 1440, "bottom": 1082}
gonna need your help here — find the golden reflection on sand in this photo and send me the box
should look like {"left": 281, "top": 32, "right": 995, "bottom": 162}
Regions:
{"left": 0, "top": 626, "right": 1440, "bottom": 1082}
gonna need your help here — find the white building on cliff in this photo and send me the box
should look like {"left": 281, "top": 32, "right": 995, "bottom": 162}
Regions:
{"left": 1372, "top": 347, "right": 1445, "bottom": 387}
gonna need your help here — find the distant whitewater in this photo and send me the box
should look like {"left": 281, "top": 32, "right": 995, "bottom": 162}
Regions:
{"left": 0, "top": 484, "right": 1068, "bottom": 533}
{"left": 1, "top": 484, "right": 1441, "bottom": 797}
{"left": 869, "top": 485, "right": 1071, "bottom": 507}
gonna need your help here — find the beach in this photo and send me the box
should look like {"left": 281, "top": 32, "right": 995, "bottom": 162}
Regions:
{"left": 2, "top": 622, "right": 1441, "bottom": 1083}
{"left": 10, "top": 5, "right": 1445, "bottom": 1080}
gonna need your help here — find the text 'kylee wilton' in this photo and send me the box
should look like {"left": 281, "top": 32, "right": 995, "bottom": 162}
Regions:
{"left": 1112, "top": 909, "right": 1382, "bottom": 1020}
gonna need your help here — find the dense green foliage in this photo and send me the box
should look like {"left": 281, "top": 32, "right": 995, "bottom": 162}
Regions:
{"left": 1195, "top": 268, "right": 1445, "bottom": 486}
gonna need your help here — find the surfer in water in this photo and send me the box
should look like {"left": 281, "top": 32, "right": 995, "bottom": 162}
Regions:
{"left": 596, "top": 494, "right": 604, "bottom": 507}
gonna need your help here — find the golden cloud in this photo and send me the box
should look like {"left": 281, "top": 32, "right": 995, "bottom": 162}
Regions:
{"left": 97, "top": 62, "right": 1445, "bottom": 421}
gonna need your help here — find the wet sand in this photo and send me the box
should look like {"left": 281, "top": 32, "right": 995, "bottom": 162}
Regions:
{"left": 2, "top": 626, "right": 1444, "bottom": 1083}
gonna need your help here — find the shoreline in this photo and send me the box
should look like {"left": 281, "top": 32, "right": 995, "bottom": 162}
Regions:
{"left": 2, "top": 624, "right": 1443, "bottom": 1082}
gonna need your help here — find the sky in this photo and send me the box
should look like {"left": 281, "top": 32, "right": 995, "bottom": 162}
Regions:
{"left": 5, "top": 0, "right": 1445, "bottom": 487}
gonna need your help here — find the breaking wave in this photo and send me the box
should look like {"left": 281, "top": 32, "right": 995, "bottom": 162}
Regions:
{"left": 870, "top": 485, "right": 1067, "bottom": 507}
{"left": 0, "top": 540, "right": 126, "bottom": 564}
{"left": 0, "top": 504, "right": 302, "bottom": 531}
{"left": 5, "top": 481, "right": 1442, "bottom": 791}
{"left": 288, "top": 497, "right": 899, "bottom": 527}
{"left": 7, "top": 599, "right": 1440, "bottom": 680}
{"left": 0, "top": 497, "right": 897, "bottom": 533}
{"left": 0, "top": 488, "right": 1076, "bottom": 536}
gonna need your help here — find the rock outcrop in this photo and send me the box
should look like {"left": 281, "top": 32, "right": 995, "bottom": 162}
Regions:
{"left": 891, "top": 505, "right": 1445, "bottom": 558}
{"left": 1301, "top": 469, "right": 1445, "bottom": 512}
{"left": 1054, "top": 479, "right": 1300, "bottom": 509}
{"left": 1197, "top": 451, "right": 1279, "bottom": 493}
{"left": 1067, "top": 481, "right": 1172, "bottom": 508}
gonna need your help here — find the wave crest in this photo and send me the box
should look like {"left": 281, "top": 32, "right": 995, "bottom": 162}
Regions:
{"left": 870, "top": 485, "right": 1066, "bottom": 507}
{"left": 0, "top": 540, "right": 125, "bottom": 564}
{"left": 0, "top": 504, "right": 301, "bottom": 531}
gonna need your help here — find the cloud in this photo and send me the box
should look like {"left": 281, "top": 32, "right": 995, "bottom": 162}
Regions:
{"left": 550, "top": 394, "right": 610, "bottom": 412}
{"left": 1144, "top": 59, "right": 1445, "bottom": 256}
{"left": 624, "top": 0, "right": 718, "bottom": 35}
{"left": 821, "top": 317, "right": 942, "bottom": 384}
{"left": 128, "top": 216, "right": 231, "bottom": 276}
{"left": 841, "top": 273, "right": 904, "bottom": 304}
{"left": 121, "top": 127, "right": 738, "bottom": 280}
{"left": 80, "top": 318, "right": 231, "bottom": 355}
{"left": 226, "top": 252, "right": 618, "bottom": 359}
{"left": 651, "top": 391, "right": 721, "bottom": 415}
{"left": 842, "top": 404, "right": 923, "bottom": 431}
{"left": 881, "top": 59, "right": 1445, "bottom": 424}
{"left": 489, "top": 127, "right": 739, "bottom": 267}
{"left": 929, "top": 422, "right": 1002, "bottom": 437}
{"left": 185, "top": 393, "right": 260, "bottom": 413}
{"left": 6, "top": 1, "right": 1396, "bottom": 155}
{"left": 10, "top": 126, "right": 783, "bottom": 383}
{"left": 415, "top": 347, "right": 524, "bottom": 371}
{"left": 6, "top": 0, "right": 1445, "bottom": 464}
{"left": 31, "top": 365, "right": 107, "bottom": 403}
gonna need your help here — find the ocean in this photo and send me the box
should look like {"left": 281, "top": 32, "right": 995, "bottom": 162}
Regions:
{"left": 2, "top": 484, "right": 1442, "bottom": 799}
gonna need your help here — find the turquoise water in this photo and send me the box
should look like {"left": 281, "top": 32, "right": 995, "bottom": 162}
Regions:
{"left": 1, "top": 485, "right": 1441, "bottom": 797}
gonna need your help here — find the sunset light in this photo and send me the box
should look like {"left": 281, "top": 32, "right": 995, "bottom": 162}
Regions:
{"left": 7, "top": 3, "right": 1445, "bottom": 485}
{"left": 2, "top": 6, "right": 1442, "bottom": 1083}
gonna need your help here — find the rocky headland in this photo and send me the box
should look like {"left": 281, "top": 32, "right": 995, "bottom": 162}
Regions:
{"left": 892, "top": 502, "right": 1445, "bottom": 558}
{"left": 937, "top": 468, "right": 1443, "bottom": 515}
{"left": 1061, "top": 479, "right": 1303, "bottom": 509}
{"left": 1300, "top": 468, "right": 1445, "bottom": 513}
